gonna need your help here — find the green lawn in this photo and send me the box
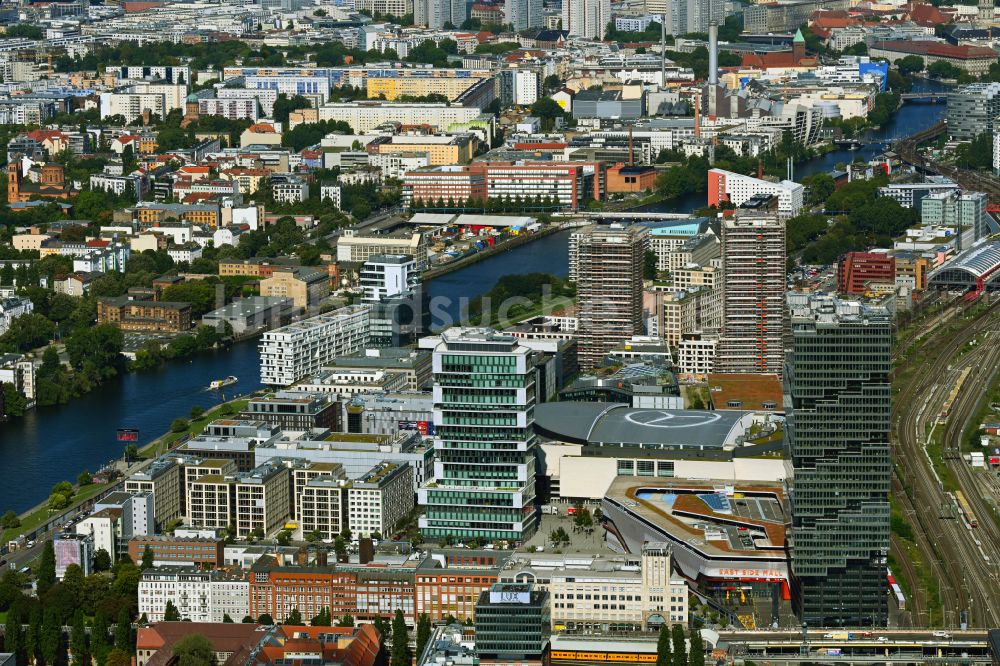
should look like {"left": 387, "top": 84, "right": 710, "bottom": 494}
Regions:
{"left": 1, "top": 480, "right": 112, "bottom": 544}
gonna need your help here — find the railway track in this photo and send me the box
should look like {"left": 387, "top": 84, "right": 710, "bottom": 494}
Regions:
{"left": 891, "top": 296, "right": 1000, "bottom": 627}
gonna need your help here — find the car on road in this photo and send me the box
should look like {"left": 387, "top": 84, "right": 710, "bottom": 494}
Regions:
{"left": 26, "top": 540, "right": 35, "bottom": 548}
{"left": 823, "top": 633, "right": 834, "bottom": 639}
{"left": 877, "top": 637, "right": 889, "bottom": 643}
{"left": 933, "top": 631, "right": 951, "bottom": 639}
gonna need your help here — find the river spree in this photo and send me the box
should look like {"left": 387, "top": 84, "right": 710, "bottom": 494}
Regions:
{"left": 0, "top": 342, "right": 264, "bottom": 513}
{"left": 0, "top": 85, "right": 949, "bottom": 512}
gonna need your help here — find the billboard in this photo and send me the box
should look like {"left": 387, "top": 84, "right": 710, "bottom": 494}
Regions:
{"left": 117, "top": 428, "right": 140, "bottom": 442}
{"left": 398, "top": 420, "right": 434, "bottom": 436}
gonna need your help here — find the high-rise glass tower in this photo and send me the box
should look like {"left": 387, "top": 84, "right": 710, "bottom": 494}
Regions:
{"left": 418, "top": 328, "right": 538, "bottom": 542}
{"left": 786, "top": 293, "right": 892, "bottom": 627}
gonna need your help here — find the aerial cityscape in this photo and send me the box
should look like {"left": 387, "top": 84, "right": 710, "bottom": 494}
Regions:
{"left": 0, "top": 0, "right": 999, "bottom": 663}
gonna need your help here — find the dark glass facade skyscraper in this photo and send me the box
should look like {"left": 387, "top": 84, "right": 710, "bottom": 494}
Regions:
{"left": 786, "top": 293, "right": 892, "bottom": 627}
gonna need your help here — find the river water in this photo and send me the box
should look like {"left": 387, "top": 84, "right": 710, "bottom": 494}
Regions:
{"left": 0, "top": 84, "right": 949, "bottom": 512}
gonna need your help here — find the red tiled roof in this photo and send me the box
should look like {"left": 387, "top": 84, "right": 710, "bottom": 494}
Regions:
{"left": 872, "top": 39, "right": 996, "bottom": 59}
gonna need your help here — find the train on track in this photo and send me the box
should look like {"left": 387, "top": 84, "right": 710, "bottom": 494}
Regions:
{"left": 551, "top": 651, "right": 657, "bottom": 663}
{"left": 955, "top": 490, "right": 979, "bottom": 529}
{"left": 940, "top": 367, "right": 972, "bottom": 422}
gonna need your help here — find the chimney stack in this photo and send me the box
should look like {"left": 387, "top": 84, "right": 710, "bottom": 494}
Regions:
{"left": 708, "top": 22, "right": 719, "bottom": 86}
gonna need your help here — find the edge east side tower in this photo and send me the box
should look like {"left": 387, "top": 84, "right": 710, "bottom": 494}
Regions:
{"left": 786, "top": 293, "right": 892, "bottom": 627}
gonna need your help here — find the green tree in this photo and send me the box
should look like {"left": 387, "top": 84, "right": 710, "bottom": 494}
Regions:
{"left": 222, "top": 614, "right": 234, "bottom": 623}
{"left": 242, "top": 616, "right": 255, "bottom": 623}
{"left": 643, "top": 249, "right": 658, "bottom": 280}
{"left": 415, "top": 613, "right": 432, "bottom": 660}
{"left": 1, "top": 383, "right": 26, "bottom": 417}
{"left": 77, "top": 469, "right": 93, "bottom": 486}
{"left": 172, "top": 634, "right": 215, "bottom": 666}
{"left": 141, "top": 544, "right": 155, "bottom": 570}
{"left": 37, "top": 540, "right": 56, "bottom": 595}
{"left": 311, "top": 607, "right": 332, "bottom": 626}
{"left": 91, "top": 610, "right": 111, "bottom": 665}
{"left": 372, "top": 615, "right": 390, "bottom": 650}
{"left": 337, "top": 614, "right": 355, "bottom": 627}
{"left": 390, "top": 608, "right": 410, "bottom": 666}
{"left": 41, "top": 608, "right": 63, "bottom": 666}
{"left": 802, "top": 172, "right": 835, "bottom": 206}
{"left": 93, "top": 548, "right": 112, "bottom": 572}
{"left": 896, "top": 55, "right": 924, "bottom": 75}
{"left": 272, "top": 93, "right": 312, "bottom": 124}
{"left": 106, "top": 648, "right": 132, "bottom": 666}
{"left": 116, "top": 607, "right": 132, "bottom": 651}
{"left": 71, "top": 609, "right": 89, "bottom": 666}
{"left": 655, "top": 625, "right": 672, "bottom": 666}
{"left": 531, "top": 97, "right": 564, "bottom": 131}
{"left": 671, "top": 624, "right": 687, "bottom": 666}
{"left": 285, "top": 608, "right": 303, "bottom": 625}
{"left": 4, "top": 610, "right": 22, "bottom": 662}
{"left": 171, "top": 418, "right": 190, "bottom": 433}
{"left": 688, "top": 628, "right": 705, "bottom": 666}
{"left": 164, "top": 600, "right": 181, "bottom": 621}
{"left": 0, "top": 509, "right": 20, "bottom": 528}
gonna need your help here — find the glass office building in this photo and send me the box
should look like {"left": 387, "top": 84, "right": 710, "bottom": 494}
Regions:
{"left": 474, "top": 583, "right": 550, "bottom": 659}
{"left": 786, "top": 293, "right": 892, "bottom": 627}
{"left": 418, "top": 328, "right": 538, "bottom": 541}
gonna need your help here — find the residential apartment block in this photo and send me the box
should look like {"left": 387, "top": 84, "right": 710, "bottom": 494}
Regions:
{"left": 259, "top": 306, "right": 371, "bottom": 386}
{"left": 573, "top": 225, "right": 648, "bottom": 369}
{"left": 139, "top": 567, "right": 249, "bottom": 623}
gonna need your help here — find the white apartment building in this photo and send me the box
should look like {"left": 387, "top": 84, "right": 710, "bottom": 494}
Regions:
{"left": 369, "top": 153, "right": 430, "bottom": 179}
{"left": 501, "top": 544, "right": 688, "bottom": 631}
{"left": 347, "top": 462, "right": 414, "bottom": 538}
{"left": 677, "top": 334, "right": 717, "bottom": 377}
{"left": 360, "top": 254, "right": 419, "bottom": 302}
{"left": 562, "top": 0, "right": 610, "bottom": 39}
{"left": 139, "top": 567, "right": 249, "bottom": 623}
{"left": 125, "top": 458, "right": 182, "bottom": 530}
{"left": 199, "top": 98, "right": 259, "bottom": 121}
{"left": 75, "top": 510, "right": 118, "bottom": 561}
{"left": 315, "top": 102, "right": 482, "bottom": 134}
{"left": 298, "top": 476, "right": 349, "bottom": 541}
{"left": 511, "top": 69, "right": 540, "bottom": 106}
{"left": 234, "top": 460, "right": 291, "bottom": 538}
{"left": 708, "top": 169, "right": 804, "bottom": 217}
{"left": 188, "top": 475, "right": 235, "bottom": 530}
{"left": 90, "top": 173, "right": 145, "bottom": 198}
{"left": 270, "top": 176, "right": 309, "bottom": 204}
{"left": 99, "top": 92, "right": 165, "bottom": 122}
{"left": 259, "top": 305, "right": 371, "bottom": 386}
{"left": 320, "top": 183, "right": 342, "bottom": 209}
{"left": 0, "top": 296, "right": 34, "bottom": 336}
{"left": 216, "top": 87, "right": 278, "bottom": 116}
{"left": 245, "top": 75, "right": 329, "bottom": 105}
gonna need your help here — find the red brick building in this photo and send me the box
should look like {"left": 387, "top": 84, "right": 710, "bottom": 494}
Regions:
{"left": 128, "top": 536, "right": 224, "bottom": 567}
{"left": 837, "top": 251, "right": 896, "bottom": 295}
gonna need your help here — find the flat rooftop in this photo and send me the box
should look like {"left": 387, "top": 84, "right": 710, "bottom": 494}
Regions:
{"left": 606, "top": 477, "right": 788, "bottom": 557}
{"left": 534, "top": 402, "right": 749, "bottom": 449}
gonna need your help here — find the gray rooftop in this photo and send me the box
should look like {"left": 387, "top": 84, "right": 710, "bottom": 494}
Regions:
{"left": 534, "top": 402, "right": 748, "bottom": 449}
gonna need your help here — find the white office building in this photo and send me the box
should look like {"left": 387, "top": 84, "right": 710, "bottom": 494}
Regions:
{"left": 347, "top": 462, "right": 414, "bottom": 538}
{"left": 360, "top": 254, "right": 419, "bottom": 303}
